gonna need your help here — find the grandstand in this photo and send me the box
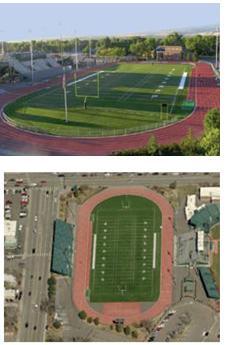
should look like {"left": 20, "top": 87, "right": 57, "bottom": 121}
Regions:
{"left": 199, "top": 267, "right": 219, "bottom": 299}
{"left": 4, "top": 52, "right": 62, "bottom": 81}
{"left": 189, "top": 203, "right": 220, "bottom": 232}
{"left": 51, "top": 219, "right": 74, "bottom": 276}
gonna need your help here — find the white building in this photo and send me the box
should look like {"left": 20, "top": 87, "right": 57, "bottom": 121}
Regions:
{"left": 4, "top": 288, "right": 16, "bottom": 302}
{"left": 200, "top": 187, "right": 220, "bottom": 201}
{"left": 185, "top": 194, "right": 197, "bottom": 220}
{"left": 196, "top": 231, "right": 204, "bottom": 252}
{"left": 4, "top": 220, "right": 17, "bottom": 249}
{"left": 4, "top": 274, "right": 17, "bottom": 288}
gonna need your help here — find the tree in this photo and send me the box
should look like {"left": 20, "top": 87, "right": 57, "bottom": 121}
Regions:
{"left": 53, "top": 320, "right": 61, "bottom": 329}
{"left": 147, "top": 136, "right": 158, "bottom": 155}
{"left": 204, "top": 108, "right": 220, "bottom": 131}
{"left": 78, "top": 310, "right": 87, "bottom": 320}
{"left": 200, "top": 128, "right": 220, "bottom": 156}
{"left": 124, "top": 326, "right": 131, "bottom": 335}
{"left": 115, "top": 324, "right": 123, "bottom": 332}
{"left": 180, "top": 129, "right": 202, "bottom": 155}
{"left": 131, "top": 330, "right": 138, "bottom": 338}
{"left": 93, "top": 317, "right": 99, "bottom": 326}
{"left": 87, "top": 316, "right": 93, "bottom": 323}
{"left": 162, "top": 32, "right": 184, "bottom": 46}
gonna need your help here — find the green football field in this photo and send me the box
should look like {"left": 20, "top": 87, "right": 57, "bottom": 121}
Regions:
{"left": 5, "top": 63, "right": 193, "bottom": 137}
{"left": 89, "top": 195, "right": 162, "bottom": 303}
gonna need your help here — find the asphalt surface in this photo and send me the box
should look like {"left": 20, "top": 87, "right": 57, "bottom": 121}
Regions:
{"left": 15, "top": 186, "right": 59, "bottom": 341}
{"left": 5, "top": 172, "right": 219, "bottom": 190}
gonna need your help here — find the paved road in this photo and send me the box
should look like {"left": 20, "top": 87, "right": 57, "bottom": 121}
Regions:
{"left": 16, "top": 187, "right": 58, "bottom": 341}
{"left": 5, "top": 172, "right": 219, "bottom": 189}
{"left": 153, "top": 300, "right": 219, "bottom": 342}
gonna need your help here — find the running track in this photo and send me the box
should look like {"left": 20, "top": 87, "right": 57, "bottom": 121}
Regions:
{"left": 72, "top": 187, "right": 174, "bottom": 325}
{"left": 0, "top": 62, "right": 219, "bottom": 155}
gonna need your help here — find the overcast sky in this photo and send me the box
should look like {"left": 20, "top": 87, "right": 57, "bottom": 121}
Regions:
{"left": 0, "top": 3, "right": 220, "bottom": 41}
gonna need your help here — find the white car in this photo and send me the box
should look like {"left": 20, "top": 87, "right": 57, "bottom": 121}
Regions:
{"left": 34, "top": 216, "right": 38, "bottom": 222}
{"left": 18, "top": 224, "right": 23, "bottom": 231}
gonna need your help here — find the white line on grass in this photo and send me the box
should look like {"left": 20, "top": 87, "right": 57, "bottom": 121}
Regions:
{"left": 92, "top": 234, "right": 97, "bottom": 270}
{"left": 152, "top": 233, "right": 157, "bottom": 269}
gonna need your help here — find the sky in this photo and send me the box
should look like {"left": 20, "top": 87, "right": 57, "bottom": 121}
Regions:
{"left": 0, "top": 3, "right": 220, "bottom": 41}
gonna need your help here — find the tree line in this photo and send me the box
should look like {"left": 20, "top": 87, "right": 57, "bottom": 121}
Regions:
{"left": 3, "top": 32, "right": 218, "bottom": 59}
{"left": 116, "top": 108, "right": 220, "bottom": 156}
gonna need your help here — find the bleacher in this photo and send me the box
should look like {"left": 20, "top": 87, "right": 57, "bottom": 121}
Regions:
{"left": 5, "top": 51, "right": 62, "bottom": 81}
{"left": 51, "top": 219, "right": 74, "bottom": 276}
{"left": 199, "top": 267, "right": 219, "bottom": 299}
{"left": 189, "top": 203, "right": 220, "bottom": 232}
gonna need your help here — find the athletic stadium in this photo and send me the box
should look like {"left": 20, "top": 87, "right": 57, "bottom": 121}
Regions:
{"left": 72, "top": 186, "right": 174, "bottom": 325}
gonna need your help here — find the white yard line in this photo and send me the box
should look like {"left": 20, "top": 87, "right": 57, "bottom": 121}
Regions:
{"left": 152, "top": 233, "right": 157, "bottom": 269}
{"left": 91, "top": 234, "right": 97, "bottom": 270}
{"left": 178, "top": 72, "right": 188, "bottom": 90}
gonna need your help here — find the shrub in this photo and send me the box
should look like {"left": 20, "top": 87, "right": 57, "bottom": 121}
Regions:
{"left": 115, "top": 324, "right": 123, "bottom": 332}
{"left": 94, "top": 317, "right": 99, "bottom": 326}
{"left": 78, "top": 310, "right": 87, "bottom": 320}
{"left": 131, "top": 330, "right": 138, "bottom": 338}
{"left": 124, "top": 326, "right": 131, "bottom": 335}
{"left": 53, "top": 320, "right": 61, "bottom": 329}
{"left": 87, "top": 316, "right": 93, "bottom": 323}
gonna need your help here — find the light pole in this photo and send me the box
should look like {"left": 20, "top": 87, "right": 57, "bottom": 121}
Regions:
{"left": 28, "top": 29, "right": 34, "bottom": 83}
{"left": 215, "top": 27, "right": 219, "bottom": 69}
{"left": 0, "top": 30, "right": 4, "bottom": 55}
{"left": 74, "top": 31, "right": 78, "bottom": 71}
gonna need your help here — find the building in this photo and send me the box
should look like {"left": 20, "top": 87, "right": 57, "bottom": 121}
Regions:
{"left": 200, "top": 187, "right": 220, "bottom": 201}
{"left": 189, "top": 203, "right": 220, "bottom": 232}
{"left": 4, "top": 220, "right": 17, "bottom": 249}
{"left": 196, "top": 230, "right": 204, "bottom": 252}
{"left": 4, "top": 288, "right": 16, "bottom": 302}
{"left": 185, "top": 194, "right": 197, "bottom": 220}
{"left": 4, "top": 274, "right": 17, "bottom": 288}
{"left": 156, "top": 45, "right": 183, "bottom": 61}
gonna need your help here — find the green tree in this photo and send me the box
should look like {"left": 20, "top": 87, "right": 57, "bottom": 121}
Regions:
{"left": 115, "top": 324, "right": 123, "bottom": 332}
{"left": 124, "top": 326, "right": 131, "bottom": 335}
{"left": 204, "top": 108, "right": 220, "bottom": 131}
{"left": 78, "top": 310, "right": 87, "bottom": 320}
{"left": 147, "top": 136, "right": 158, "bottom": 155}
{"left": 200, "top": 128, "right": 220, "bottom": 156}
{"left": 53, "top": 320, "right": 61, "bottom": 329}
{"left": 131, "top": 330, "right": 138, "bottom": 338}
{"left": 93, "top": 317, "right": 99, "bottom": 326}
{"left": 162, "top": 32, "right": 184, "bottom": 46}
{"left": 87, "top": 316, "right": 93, "bottom": 323}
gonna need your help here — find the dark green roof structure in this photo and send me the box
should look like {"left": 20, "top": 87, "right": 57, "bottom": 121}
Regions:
{"left": 51, "top": 219, "right": 74, "bottom": 276}
{"left": 189, "top": 203, "right": 220, "bottom": 232}
{"left": 198, "top": 267, "right": 219, "bottom": 299}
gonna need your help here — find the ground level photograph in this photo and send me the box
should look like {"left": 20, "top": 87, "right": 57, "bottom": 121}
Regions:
{"left": 0, "top": 3, "right": 220, "bottom": 155}
{"left": 4, "top": 172, "right": 220, "bottom": 341}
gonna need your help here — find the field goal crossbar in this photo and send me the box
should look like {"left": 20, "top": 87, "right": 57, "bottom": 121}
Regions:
{"left": 71, "top": 71, "right": 104, "bottom": 99}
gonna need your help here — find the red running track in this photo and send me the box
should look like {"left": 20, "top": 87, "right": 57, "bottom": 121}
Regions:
{"left": 72, "top": 187, "right": 174, "bottom": 325}
{"left": 0, "top": 62, "right": 219, "bottom": 155}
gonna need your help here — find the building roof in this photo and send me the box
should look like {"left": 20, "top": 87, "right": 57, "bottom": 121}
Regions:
{"left": 199, "top": 267, "right": 219, "bottom": 299}
{"left": 4, "top": 274, "right": 17, "bottom": 286}
{"left": 156, "top": 45, "right": 183, "bottom": 51}
{"left": 4, "top": 220, "right": 17, "bottom": 237}
{"left": 189, "top": 203, "right": 220, "bottom": 232}
{"left": 51, "top": 219, "right": 74, "bottom": 276}
{"left": 185, "top": 194, "right": 197, "bottom": 220}
{"left": 197, "top": 230, "right": 204, "bottom": 252}
{"left": 200, "top": 187, "right": 220, "bottom": 200}
{"left": 4, "top": 288, "right": 16, "bottom": 300}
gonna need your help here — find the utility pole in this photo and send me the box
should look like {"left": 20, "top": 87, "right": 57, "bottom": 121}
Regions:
{"left": 75, "top": 35, "right": 78, "bottom": 71}
{"left": 62, "top": 67, "right": 68, "bottom": 123}
{"left": 30, "top": 40, "right": 34, "bottom": 84}
{"left": 215, "top": 27, "right": 219, "bottom": 69}
{"left": 89, "top": 37, "right": 92, "bottom": 58}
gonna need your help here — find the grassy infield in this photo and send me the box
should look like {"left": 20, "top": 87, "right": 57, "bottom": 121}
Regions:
{"left": 89, "top": 195, "right": 162, "bottom": 303}
{"left": 5, "top": 63, "right": 192, "bottom": 137}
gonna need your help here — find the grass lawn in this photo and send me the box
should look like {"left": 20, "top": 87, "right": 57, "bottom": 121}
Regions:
{"left": 89, "top": 195, "right": 162, "bottom": 303}
{"left": 5, "top": 63, "right": 192, "bottom": 137}
{"left": 211, "top": 224, "right": 220, "bottom": 289}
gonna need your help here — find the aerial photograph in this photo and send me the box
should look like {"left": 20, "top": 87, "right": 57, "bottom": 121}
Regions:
{"left": 4, "top": 172, "right": 220, "bottom": 341}
{"left": 0, "top": 3, "right": 220, "bottom": 156}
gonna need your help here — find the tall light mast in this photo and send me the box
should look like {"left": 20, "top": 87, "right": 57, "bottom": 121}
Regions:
{"left": 215, "top": 26, "right": 219, "bottom": 69}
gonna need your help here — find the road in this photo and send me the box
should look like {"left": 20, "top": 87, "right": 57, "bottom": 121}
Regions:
{"left": 5, "top": 172, "right": 219, "bottom": 190}
{"left": 16, "top": 186, "right": 58, "bottom": 341}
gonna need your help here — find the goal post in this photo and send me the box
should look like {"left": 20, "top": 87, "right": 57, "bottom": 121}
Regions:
{"left": 73, "top": 70, "right": 100, "bottom": 99}
{"left": 160, "top": 103, "right": 169, "bottom": 120}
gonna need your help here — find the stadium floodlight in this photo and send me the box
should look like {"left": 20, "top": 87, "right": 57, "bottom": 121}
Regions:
{"left": 89, "top": 37, "right": 92, "bottom": 58}
{"left": 74, "top": 31, "right": 79, "bottom": 71}
{"left": 62, "top": 67, "right": 68, "bottom": 123}
{"left": 215, "top": 27, "right": 219, "bottom": 69}
{"left": 0, "top": 30, "right": 4, "bottom": 55}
